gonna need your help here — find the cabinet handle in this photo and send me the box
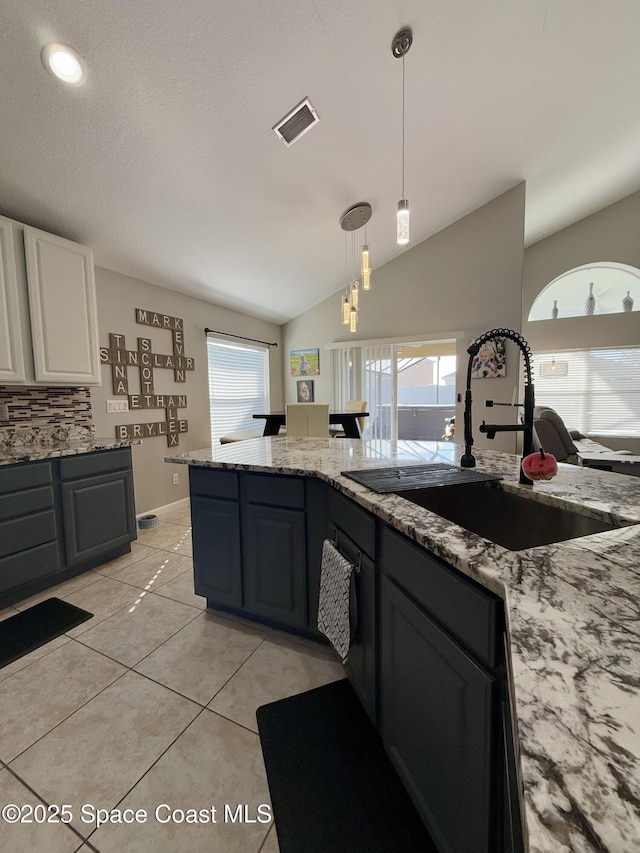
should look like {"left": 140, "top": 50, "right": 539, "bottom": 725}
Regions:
{"left": 332, "top": 527, "right": 361, "bottom": 572}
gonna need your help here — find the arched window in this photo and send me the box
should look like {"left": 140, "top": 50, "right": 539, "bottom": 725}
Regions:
{"left": 528, "top": 262, "right": 639, "bottom": 321}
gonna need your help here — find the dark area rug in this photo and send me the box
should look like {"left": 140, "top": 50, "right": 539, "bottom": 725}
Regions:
{"left": 0, "top": 597, "right": 93, "bottom": 669}
{"left": 256, "top": 678, "right": 437, "bottom": 853}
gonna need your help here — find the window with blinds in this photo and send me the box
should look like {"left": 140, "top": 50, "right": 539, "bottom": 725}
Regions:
{"left": 534, "top": 347, "right": 640, "bottom": 436}
{"left": 207, "top": 338, "right": 270, "bottom": 444}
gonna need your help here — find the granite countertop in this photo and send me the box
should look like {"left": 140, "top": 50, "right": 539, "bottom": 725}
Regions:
{"left": 166, "top": 436, "right": 640, "bottom": 853}
{"left": 0, "top": 437, "right": 140, "bottom": 467}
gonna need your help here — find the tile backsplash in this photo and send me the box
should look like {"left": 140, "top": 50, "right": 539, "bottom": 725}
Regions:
{"left": 0, "top": 386, "right": 94, "bottom": 451}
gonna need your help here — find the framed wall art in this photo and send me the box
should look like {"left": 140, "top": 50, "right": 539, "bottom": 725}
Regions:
{"left": 471, "top": 338, "right": 506, "bottom": 378}
{"left": 296, "top": 380, "right": 314, "bottom": 402}
{"left": 290, "top": 348, "right": 320, "bottom": 377}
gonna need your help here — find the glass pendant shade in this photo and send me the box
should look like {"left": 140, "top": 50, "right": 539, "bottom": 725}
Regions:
{"left": 350, "top": 280, "right": 360, "bottom": 309}
{"left": 361, "top": 245, "right": 370, "bottom": 276}
{"left": 342, "top": 294, "right": 350, "bottom": 324}
{"left": 361, "top": 245, "right": 371, "bottom": 290}
{"left": 397, "top": 199, "right": 410, "bottom": 245}
{"left": 349, "top": 306, "right": 358, "bottom": 333}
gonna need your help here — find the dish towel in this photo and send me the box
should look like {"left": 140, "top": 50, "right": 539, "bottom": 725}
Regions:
{"left": 318, "top": 539, "right": 357, "bottom": 663}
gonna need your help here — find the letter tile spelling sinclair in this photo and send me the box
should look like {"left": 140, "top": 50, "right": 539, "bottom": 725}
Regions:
{"left": 104, "top": 310, "right": 195, "bottom": 446}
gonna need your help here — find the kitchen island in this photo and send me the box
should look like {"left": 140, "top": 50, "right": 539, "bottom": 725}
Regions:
{"left": 166, "top": 436, "right": 640, "bottom": 853}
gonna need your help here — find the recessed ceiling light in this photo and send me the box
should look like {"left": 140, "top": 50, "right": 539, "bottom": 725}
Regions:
{"left": 41, "top": 43, "right": 86, "bottom": 86}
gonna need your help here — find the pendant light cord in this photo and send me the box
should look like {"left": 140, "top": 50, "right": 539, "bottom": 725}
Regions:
{"left": 402, "top": 53, "right": 406, "bottom": 199}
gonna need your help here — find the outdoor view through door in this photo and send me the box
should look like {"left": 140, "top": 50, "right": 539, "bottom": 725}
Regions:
{"left": 330, "top": 339, "right": 456, "bottom": 441}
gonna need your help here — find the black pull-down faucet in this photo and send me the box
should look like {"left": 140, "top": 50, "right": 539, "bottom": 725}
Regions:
{"left": 460, "top": 328, "right": 535, "bottom": 485}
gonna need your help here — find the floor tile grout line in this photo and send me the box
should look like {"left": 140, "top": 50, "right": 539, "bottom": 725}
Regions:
{"left": 91, "top": 548, "right": 157, "bottom": 577}
{"left": 83, "top": 701, "right": 268, "bottom": 847}
{"left": 61, "top": 578, "right": 202, "bottom": 641}
{"left": 84, "top": 704, "right": 212, "bottom": 846}
{"left": 84, "top": 563, "right": 194, "bottom": 598}
{"left": 127, "top": 608, "right": 221, "bottom": 671}
{"left": 12, "top": 572, "right": 105, "bottom": 612}
{"left": 257, "top": 825, "right": 278, "bottom": 853}
{"left": 72, "top": 602, "right": 203, "bottom": 671}
{"left": 4, "top": 665, "right": 133, "bottom": 766}
{"left": 0, "top": 633, "right": 72, "bottom": 684}
{"left": 1, "top": 762, "right": 96, "bottom": 849}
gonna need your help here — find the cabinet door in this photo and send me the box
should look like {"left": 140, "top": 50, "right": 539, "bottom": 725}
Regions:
{"left": 23, "top": 226, "right": 101, "bottom": 385}
{"left": 191, "top": 495, "right": 242, "bottom": 607}
{"left": 380, "top": 577, "right": 496, "bottom": 853}
{"left": 0, "top": 216, "right": 26, "bottom": 383}
{"left": 243, "top": 504, "right": 306, "bottom": 628}
{"left": 61, "top": 470, "right": 135, "bottom": 566}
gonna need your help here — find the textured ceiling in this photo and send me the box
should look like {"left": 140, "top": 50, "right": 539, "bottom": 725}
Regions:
{"left": 1, "top": 0, "right": 639, "bottom": 324}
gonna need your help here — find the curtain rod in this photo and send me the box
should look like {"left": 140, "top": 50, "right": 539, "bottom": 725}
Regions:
{"left": 204, "top": 328, "right": 278, "bottom": 348}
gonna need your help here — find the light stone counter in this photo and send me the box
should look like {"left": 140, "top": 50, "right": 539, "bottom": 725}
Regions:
{"left": 166, "top": 437, "right": 640, "bottom": 852}
{"left": 0, "top": 425, "right": 140, "bottom": 467}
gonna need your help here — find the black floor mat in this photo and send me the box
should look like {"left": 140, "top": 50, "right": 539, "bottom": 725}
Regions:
{"left": 256, "top": 679, "right": 437, "bottom": 853}
{"left": 0, "top": 597, "right": 93, "bottom": 669}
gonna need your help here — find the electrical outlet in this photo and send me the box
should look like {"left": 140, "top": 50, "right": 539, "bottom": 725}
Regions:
{"left": 172, "top": 473, "right": 179, "bottom": 485}
{"left": 0, "top": 403, "right": 9, "bottom": 421}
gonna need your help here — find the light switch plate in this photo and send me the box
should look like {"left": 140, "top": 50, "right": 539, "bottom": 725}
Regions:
{"left": 106, "top": 400, "right": 129, "bottom": 413}
{"left": 0, "top": 403, "right": 9, "bottom": 420}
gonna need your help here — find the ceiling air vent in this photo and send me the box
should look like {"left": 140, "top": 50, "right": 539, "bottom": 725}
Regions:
{"left": 273, "top": 98, "right": 319, "bottom": 147}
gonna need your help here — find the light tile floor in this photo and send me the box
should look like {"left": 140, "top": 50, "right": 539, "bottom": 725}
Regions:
{"left": 0, "top": 500, "right": 344, "bottom": 853}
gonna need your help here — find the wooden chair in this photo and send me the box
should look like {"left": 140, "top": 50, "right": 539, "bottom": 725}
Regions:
{"left": 285, "top": 403, "right": 330, "bottom": 437}
{"left": 331, "top": 400, "right": 367, "bottom": 437}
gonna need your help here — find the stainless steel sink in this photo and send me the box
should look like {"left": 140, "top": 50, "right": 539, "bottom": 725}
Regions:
{"left": 394, "top": 481, "right": 624, "bottom": 551}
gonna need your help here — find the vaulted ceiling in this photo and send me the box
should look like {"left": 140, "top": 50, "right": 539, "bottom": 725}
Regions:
{"left": 1, "top": 1, "right": 639, "bottom": 324}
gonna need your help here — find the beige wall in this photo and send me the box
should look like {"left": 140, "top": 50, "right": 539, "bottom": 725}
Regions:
{"left": 283, "top": 184, "right": 527, "bottom": 454}
{"left": 522, "top": 189, "right": 640, "bottom": 453}
{"left": 92, "top": 267, "right": 283, "bottom": 513}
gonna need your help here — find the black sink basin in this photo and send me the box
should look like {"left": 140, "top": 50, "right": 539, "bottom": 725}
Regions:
{"left": 395, "top": 481, "right": 623, "bottom": 551}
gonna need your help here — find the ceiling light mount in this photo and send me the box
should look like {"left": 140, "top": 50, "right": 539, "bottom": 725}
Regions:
{"left": 41, "top": 43, "right": 87, "bottom": 86}
{"left": 393, "top": 27, "right": 413, "bottom": 246}
{"left": 392, "top": 28, "right": 413, "bottom": 59}
{"left": 340, "top": 202, "right": 372, "bottom": 232}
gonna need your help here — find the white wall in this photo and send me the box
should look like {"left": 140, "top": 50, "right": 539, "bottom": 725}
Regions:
{"left": 92, "top": 267, "right": 283, "bottom": 513}
{"left": 283, "top": 184, "right": 527, "bottom": 454}
{"left": 523, "top": 189, "right": 640, "bottom": 453}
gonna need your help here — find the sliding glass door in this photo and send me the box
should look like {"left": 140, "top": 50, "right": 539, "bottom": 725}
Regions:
{"left": 330, "top": 338, "right": 456, "bottom": 441}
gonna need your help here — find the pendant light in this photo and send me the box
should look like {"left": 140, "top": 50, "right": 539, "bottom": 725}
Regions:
{"left": 338, "top": 202, "right": 372, "bottom": 330}
{"left": 392, "top": 28, "right": 413, "bottom": 246}
{"left": 342, "top": 293, "right": 350, "bottom": 324}
{"left": 361, "top": 223, "right": 371, "bottom": 291}
{"left": 350, "top": 279, "right": 360, "bottom": 309}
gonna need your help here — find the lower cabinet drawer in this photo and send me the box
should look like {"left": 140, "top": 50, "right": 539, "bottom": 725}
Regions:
{"left": 381, "top": 526, "right": 501, "bottom": 669}
{"left": 59, "top": 448, "right": 131, "bottom": 480}
{"left": 0, "top": 486, "right": 54, "bottom": 522}
{"left": 0, "top": 541, "right": 60, "bottom": 595}
{"left": 328, "top": 489, "right": 376, "bottom": 559}
{"left": 0, "top": 510, "right": 57, "bottom": 559}
{"left": 242, "top": 473, "right": 304, "bottom": 509}
{"left": 0, "top": 461, "right": 52, "bottom": 495}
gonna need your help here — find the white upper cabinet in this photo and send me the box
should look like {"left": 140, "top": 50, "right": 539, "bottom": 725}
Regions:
{"left": 0, "top": 216, "right": 101, "bottom": 387}
{"left": 24, "top": 226, "right": 101, "bottom": 385}
{"left": 0, "top": 217, "right": 26, "bottom": 383}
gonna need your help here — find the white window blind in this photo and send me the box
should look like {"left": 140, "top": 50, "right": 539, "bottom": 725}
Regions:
{"left": 207, "top": 338, "right": 270, "bottom": 444}
{"left": 534, "top": 347, "right": 640, "bottom": 437}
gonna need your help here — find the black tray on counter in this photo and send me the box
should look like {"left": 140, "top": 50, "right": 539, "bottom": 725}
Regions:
{"left": 341, "top": 463, "right": 502, "bottom": 493}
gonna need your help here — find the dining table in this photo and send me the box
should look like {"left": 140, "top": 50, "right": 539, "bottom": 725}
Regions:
{"left": 252, "top": 411, "right": 369, "bottom": 439}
